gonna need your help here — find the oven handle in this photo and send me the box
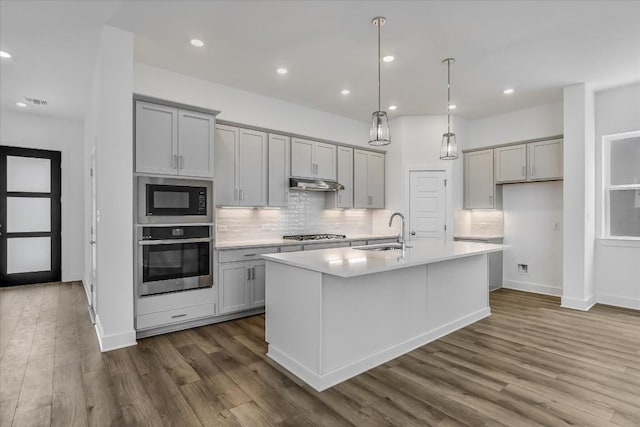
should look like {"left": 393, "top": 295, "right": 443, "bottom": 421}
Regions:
{"left": 138, "top": 237, "right": 213, "bottom": 246}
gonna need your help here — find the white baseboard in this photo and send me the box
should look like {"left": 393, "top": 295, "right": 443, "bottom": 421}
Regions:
{"left": 502, "top": 280, "right": 562, "bottom": 296}
{"left": 561, "top": 295, "right": 596, "bottom": 311}
{"left": 63, "top": 272, "right": 85, "bottom": 282}
{"left": 95, "top": 314, "right": 137, "bottom": 352}
{"left": 268, "top": 307, "right": 491, "bottom": 392}
{"left": 596, "top": 294, "right": 640, "bottom": 310}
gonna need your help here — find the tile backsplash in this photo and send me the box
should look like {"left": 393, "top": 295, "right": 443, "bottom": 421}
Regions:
{"left": 454, "top": 210, "right": 504, "bottom": 236}
{"left": 216, "top": 191, "right": 373, "bottom": 242}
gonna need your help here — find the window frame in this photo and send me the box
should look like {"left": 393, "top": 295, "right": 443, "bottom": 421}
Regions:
{"left": 603, "top": 130, "right": 640, "bottom": 240}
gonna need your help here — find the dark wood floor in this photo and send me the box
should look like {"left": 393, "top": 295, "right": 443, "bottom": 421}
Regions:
{"left": 1, "top": 282, "right": 639, "bottom": 427}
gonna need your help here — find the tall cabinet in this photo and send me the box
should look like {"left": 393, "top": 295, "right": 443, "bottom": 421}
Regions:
{"left": 135, "top": 101, "right": 216, "bottom": 178}
{"left": 268, "top": 134, "right": 290, "bottom": 207}
{"left": 353, "top": 149, "right": 385, "bottom": 208}
{"left": 215, "top": 124, "right": 268, "bottom": 207}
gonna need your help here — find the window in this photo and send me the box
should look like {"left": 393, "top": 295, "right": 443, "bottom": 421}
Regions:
{"left": 604, "top": 130, "right": 640, "bottom": 238}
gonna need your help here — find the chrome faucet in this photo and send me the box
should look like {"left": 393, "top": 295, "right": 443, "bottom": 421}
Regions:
{"left": 388, "top": 212, "right": 406, "bottom": 252}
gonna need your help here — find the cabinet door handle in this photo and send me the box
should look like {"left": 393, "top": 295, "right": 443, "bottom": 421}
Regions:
{"left": 252, "top": 267, "right": 255, "bottom": 280}
{"left": 489, "top": 195, "right": 493, "bottom": 205}
{"left": 239, "top": 189, "right": 244, "bottom": 201}
{"left": 179, "top": 155, "right": 184, "bottom": 169}
{"left": 522, "top": 165, "right": 525, "bottom": 177}
{"left": 171, "top": 313, "right": 187, "bottom": 319}
{"left": 530, "top": 164, "right": 534, "bottom": 176}
{"left": 172, "top": 154, "right": 178, "bottom": 169}
{"left": 247, "top": 268, "right": 251, "bottom": 280}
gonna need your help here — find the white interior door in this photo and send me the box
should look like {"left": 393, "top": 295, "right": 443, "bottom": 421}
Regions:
{"left": 409, "top": 170, "right": 446, "bottom": 240}
{"left": 1, "top": 146, "right": 61, "bottom": 286}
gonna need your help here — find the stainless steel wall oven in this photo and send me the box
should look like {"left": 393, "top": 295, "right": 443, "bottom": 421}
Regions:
{"left": 137, "top": 225, "right": 213, "bottom": 297}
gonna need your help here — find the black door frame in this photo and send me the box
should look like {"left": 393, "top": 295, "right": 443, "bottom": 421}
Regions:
{"left": 0, "top": 145, "right": 62, "bottom": 286}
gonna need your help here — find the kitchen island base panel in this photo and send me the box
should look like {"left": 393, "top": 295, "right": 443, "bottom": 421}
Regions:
{"left": 265, "top": 254, "right": 490, "bottom": 392}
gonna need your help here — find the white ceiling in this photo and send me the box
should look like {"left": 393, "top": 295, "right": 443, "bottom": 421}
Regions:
{"left": 1, "top": 1, "right": 639, "bottom": 121}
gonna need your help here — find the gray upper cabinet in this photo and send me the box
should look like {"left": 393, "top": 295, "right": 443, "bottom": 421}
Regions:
{"left": 135, "top": 102, "right": 179, "bottom": 176}
{"left": 464, "top": 149, "right": 495, "bottom": 209}
{"left": 527, "top": 139, "right": 563, "bottom": 181}
{"left": 494, "top": 144, "right": 527, "bottom": 183}
{"left": 493, "top": 138, "right": 563, "bottom": 184}
{"left": 135, "top": 101, "right": 215, "bottom": 178}
{"left": 268, "top": 134, "right": 290, "bottom": 207}
{"left": 353, "top": 149, "right": 385, "bottom": 209}
{"left": 291, "top": 138, "right": 337, "bottom": 181}
{"left": 337, "top": 147, "right": 354, "bottom": 208}
{"left": 214, "top": 124, "right": 268, "bottom": 207}
{"left": 177, "top": 110, "right": 215, "bottom": 178}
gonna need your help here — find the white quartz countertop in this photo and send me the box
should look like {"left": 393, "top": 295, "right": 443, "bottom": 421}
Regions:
{"left": 215, "top": 234, "right": 398, "bottom": 250}
{"left": 454, "top": 234, "right": 504, "bottom": 240}
{"left": 262, "top": 240, "right": 508, "bottom": 278}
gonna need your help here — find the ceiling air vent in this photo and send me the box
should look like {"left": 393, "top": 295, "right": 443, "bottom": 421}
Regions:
{"left": 23, "top": 97, "right": 48, "bottom": 106}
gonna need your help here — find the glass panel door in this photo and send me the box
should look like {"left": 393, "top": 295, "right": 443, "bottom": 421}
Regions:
{"left": 1, "top": 146, "right": 61, "bottom": 286}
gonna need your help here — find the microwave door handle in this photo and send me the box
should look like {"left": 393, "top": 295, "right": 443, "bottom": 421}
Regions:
{"left": 138, "top": 237, "right": 213, "bottom": 246}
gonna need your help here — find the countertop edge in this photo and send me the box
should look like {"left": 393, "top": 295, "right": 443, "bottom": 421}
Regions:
{"left": 262, "top": 245, "right": 507, "bottom": 278}
{"left": 215, "top": 235, "right": 398, "bottom": 250}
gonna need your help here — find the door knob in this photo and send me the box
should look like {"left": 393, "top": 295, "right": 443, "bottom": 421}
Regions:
{"left": 411, "top": 231, "right": 416, "bottom": 236}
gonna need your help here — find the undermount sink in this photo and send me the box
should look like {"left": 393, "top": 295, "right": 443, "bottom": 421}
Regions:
{"left": 354, "top": 243, "right": 406, "bottom": 251}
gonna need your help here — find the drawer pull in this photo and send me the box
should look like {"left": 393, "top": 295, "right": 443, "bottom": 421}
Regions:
{"left": 244, "top": 254, "right": 257, "bottom": 257}
{"left": 171, "top": 314, "right": 187, "bottom": 319}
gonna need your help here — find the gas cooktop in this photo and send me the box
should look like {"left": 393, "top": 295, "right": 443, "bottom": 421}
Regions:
{"left": 283, "top": 234, "right": 347, "bottom": 241}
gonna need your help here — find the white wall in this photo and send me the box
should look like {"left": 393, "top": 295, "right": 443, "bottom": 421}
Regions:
{"left": 562, "top": 84, "right": 596, "bottom": 310}
{"left": 594, "top": 83, "right": 640, "bottom": 309}
{"left": 502, "top": 182, "right": 563, "bottom": 295}
{"left": 465, "top": 103, "right": 564, "bottom": 294}
{"left": 0, "top": 110, "right": 84, "bottom": 282}
{"left": 382, "top": 115, "right": 466, "bottom": 240}
{"left": 84, "top": 26, "right": 135, "bottom": 351}
{"left": 133, "top": 63, "right": 370, "bottom": 148}
{"left": 466, "top": 102, "right": 563, "bottom": 149}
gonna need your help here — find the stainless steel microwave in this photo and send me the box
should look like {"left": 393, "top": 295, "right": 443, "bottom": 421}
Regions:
{"left": 137, "top": 177, "right": 213, "bottom": 224}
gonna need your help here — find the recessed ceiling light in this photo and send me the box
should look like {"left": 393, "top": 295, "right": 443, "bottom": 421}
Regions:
{"left": 190, "top": 39, "right": 204, "bottom": 47}
{"left": 340, "top": 89, "right": 350, "bottom": 95}
{"left": 382, "top": 55, "right": 394, "bottom": 62}
{"left": 276, "top": 67, "right": 288, "bottom": 75}
{"left": 503, "top": 88, "right": 514, "bottom": 95}
{"left": 0, "top": 51, "right": 11, "bottom": 58}
{"left": 389, "top": 105, "right": 397, "bottom": 110}
{"left": 16, "top": 102, "right": 27, "bottom": 107}
{"left": 449, "top": 104, "right": 457, "bottom": 110}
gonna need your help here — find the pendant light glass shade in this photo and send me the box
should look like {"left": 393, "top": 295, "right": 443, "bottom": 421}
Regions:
{"left": 440, "top": 58, "right": 458, "bottom": 160}
{"left": 440, "top": 132, "right": 458, "bottom": 160}
{"left": 369, "top": 110, "right": 390, "bottom": 145}
{"left": 369, "top": 16, "right": 390, "bottom": 146}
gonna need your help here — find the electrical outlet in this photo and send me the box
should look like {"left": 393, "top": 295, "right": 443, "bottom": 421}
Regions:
{"left": 216, "top": 224, "right": 228, "bottom": 232}
{"left": 517, "top": 264, "right": 528, "bottom": 274}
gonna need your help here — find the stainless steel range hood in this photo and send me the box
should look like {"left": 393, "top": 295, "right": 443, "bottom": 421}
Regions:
{"left": 289, "top": 177, "right": 345, "bottom": 192}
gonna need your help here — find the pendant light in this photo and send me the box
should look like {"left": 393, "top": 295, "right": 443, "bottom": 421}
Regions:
{"left": 369, "top": 16, "right": 390, "bottom": 146}
{"left": 440, "top": 58, "right": 458, "bottom": 160}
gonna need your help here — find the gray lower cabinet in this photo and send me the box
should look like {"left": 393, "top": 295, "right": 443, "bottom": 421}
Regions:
{"left": 454, "top": 237, "right": 503, "bottom": 291}
{"left": 219, "top": 261, "right": 265, "bottom": 314}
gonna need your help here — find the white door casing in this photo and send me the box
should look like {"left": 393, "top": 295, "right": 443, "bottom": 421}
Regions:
{"left": 409, "top": 170, "right": 446, "bottom": 240}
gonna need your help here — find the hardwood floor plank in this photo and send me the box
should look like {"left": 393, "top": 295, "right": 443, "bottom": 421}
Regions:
{"left": 51, "top": 363, "right": 88, "bottom": 427}
{"left": 1, "top": 282, "right": 638, "bottom": 427}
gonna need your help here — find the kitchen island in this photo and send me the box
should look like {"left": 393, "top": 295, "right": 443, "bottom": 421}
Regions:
{"left": 262, "top": 240, "right": 506, "bottom": 391}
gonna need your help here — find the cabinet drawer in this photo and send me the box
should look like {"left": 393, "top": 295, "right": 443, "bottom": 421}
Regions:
{"left": 136, "top": 303, "right": 216, "bottom": 330}
{"left": 367, "top": 238, "right": 397, "bottom": 245}
{"left": 280, "top": 245, "right": 303, "bottom": 253}
{"left": 218, "top": 246, "right": 279, "bottom": 263}
{"left": 303, "top": 242, "right": 350, "bottom": 251}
